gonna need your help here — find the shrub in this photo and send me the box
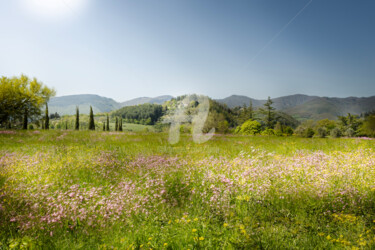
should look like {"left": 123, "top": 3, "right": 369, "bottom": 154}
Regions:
{"left": 284, "top": 126, "right": 294, "bottom": 136}
{"left": 238, "top": 120, "right": 261, "bottom": 135}
{"left": 316, "top": 127, "right": 327, "bottom": 138}
{"left": 330, "top": 127, "right": 341, "bottom": 138}
{"left": 345, "top": 128, "right": 355, "bottom": 137}
{"left": 306, "top": 128, "right": 315, "bottom": 138}
{"left": 28, "top": 124, "right": 34, "bottom": 130}
{"left": 261, "top": 128, "right": 275, "bottom": 136}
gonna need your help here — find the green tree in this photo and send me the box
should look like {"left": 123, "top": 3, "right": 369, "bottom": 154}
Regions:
{"left": 248, "top": 100, "right": 253, "bottom": 120}
{"left": 88, "top": 106, "right": 95, "bottom": 130}
{"left": 260, "top": 97, "right": 275, "bottom": 129}
{"left": 106, "top": 114, "right": 110, "bottom": 131}
{"left": 0, "top": 75, "right": 55, "bottom": 128}
{"left": 359, "top": 115, "right": 375, "bottom": 137}
{"left": 75, "top": 106, "right": 79, "bottom": 130}
{"left": 45, "top": 103, "right": 49, "bottom": 130}
{"left": 65, "top": 121, "right": 68, "bottom": 130}
{"left": 103, "top": 122, "right": 105, "bottom": 131}
{"left": 119, "top": 118, "right": 123, "bottom": 131}
{"left": 115, "top": 117, "right": 118, "bottom": 131}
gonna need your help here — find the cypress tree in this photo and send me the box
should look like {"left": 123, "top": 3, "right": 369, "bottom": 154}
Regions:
{"left": 41, "top": 119, "right": 45, "bottom": 130}
{"left": 106, "top": 115, "right": 110, "bottom": 131}
{"left": 103, "top": 122, "right": 105, "bottom": 131}
{"left": 23, "top": 109, "right": 28, "bottom": 130}
{"left": 45, "top": 103, "right": 49, "bottom": 130}
{"left": 89, "top": 106, "right": 95, "bottom": 130}
{"left": 65, "top": 121, "right": 68, "bottom": 130}
{"left": 119, "top": 118, "right": 123, "bottom": 131}
{"left": 115, "top": 117, "right": 118, "bottom": 131}
{"left": 75, "top": 106, "right": 79, "bottom": 130}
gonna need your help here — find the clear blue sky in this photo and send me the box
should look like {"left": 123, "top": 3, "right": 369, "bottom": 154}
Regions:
{"left": 1, "top": 0, "right": 374, "bottom": 101}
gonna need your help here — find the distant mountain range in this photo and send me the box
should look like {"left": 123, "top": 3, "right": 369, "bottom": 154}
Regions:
{"left": 48, "top": 94, "right": 173, "bottom": 115}
{"left": 215, "top": 94, "right": 375, "bottom": 120}
{"left": 49, "top": 93, "right": 375, "bottom": 120}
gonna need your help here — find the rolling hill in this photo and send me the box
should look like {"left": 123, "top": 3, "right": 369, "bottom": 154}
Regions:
{"left": 48, "top": 94, "right": 121, "bottom": 115}
{"left": 48, "top": 94, "right": 173, "bottom": 115}
{"left": 120, "top": 95, "right": 173, "bottom": 106}
{"left": 48, "top": 93, "right": 375, "bottom": 120}
{"left": 216, "top": 94, "right": 375, "bottom": 120}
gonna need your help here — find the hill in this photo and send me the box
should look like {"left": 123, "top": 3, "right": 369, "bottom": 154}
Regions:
{"left": 48, "top": 94, "right": 121, "bottom": 115}
{"left": 120, "top": 95, "right": 173, "bottom": 106}
{"left": 216, "top": 94, "right": 375, "bottom": 120}
{"left": 48, "top": 94, "right": 173, "bottom": 115}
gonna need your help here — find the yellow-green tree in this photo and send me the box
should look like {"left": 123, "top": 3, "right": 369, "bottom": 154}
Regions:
{"left": 0, "top": 75, "right": 55, "bottom": 128}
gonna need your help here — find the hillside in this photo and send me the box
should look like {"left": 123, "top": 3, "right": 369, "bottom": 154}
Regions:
{"left": 48, "top": 94, "right": 121, "bottom": 115}
{"left": 120, "top": 95, "right": 173, "bottom": 107}
{"left": 216, "top": 94, "right": 375, "bottom": 120}
{"left": 48, "top": 94, "right": 173, "bottom": 115}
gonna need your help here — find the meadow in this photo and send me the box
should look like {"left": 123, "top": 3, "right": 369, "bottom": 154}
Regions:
{"left": 1, "top": 130, "right": 375, "bottom": 249}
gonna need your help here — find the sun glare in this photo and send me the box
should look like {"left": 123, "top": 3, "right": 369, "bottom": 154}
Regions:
{"left": 21, "top": 0, "right": 88, "bottom": 20}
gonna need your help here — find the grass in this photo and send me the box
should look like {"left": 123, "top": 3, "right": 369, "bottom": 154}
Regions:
{"left": 0, "top": 130, "right": 375, "bottom": 249}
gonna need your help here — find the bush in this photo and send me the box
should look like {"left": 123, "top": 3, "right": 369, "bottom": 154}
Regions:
{"left": 345, "top": 128, "right": 355, "bottom": 137}
{"left": 306, "top": 128, "right": 315, "bottom": 138}
{"left": 316, "top": 127, "right": 327, "bottom": 138}
{"left": 28, "top": 124, "right": 34, "bottom": 130}
{"left": 261, "top": 128, "right": 275, "bottom": 136}
{"left": 284, "top": 126, "right": 294, "bottom": 136}
{"left": 330, "top": 127, "right": 341, "bottom": 138}
{"left": 238, "top": 120, "right": 261, "bottom": 135}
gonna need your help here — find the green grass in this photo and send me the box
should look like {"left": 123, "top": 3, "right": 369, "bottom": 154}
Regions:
{"left": 1, "top": 130, "right": 375, "bottom": 249}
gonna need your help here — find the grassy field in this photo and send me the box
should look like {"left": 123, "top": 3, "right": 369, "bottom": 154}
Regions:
{"left": 1, "top": 130, "right": 375, "bottom": 249}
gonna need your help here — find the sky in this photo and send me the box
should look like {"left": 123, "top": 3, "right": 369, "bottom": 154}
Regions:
{"left": 0, "top": 0, "right": 374, "bottom": 102}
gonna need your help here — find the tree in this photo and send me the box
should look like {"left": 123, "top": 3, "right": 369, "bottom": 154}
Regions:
{"left": 103, "top": 122, "right": 106, "bottom": 131}
{"left": 88, "top": 106, "right": 95, "bottom": 130}
{"left": 119, "top": 118, "right": 123, "bottom": 131}
{"left": 0, "top": 75, "right": 55, "bottom": 128}
{"left": 115, "top": 117, "right": 118, "bottom": 131}
{"left": 65, "top": 121, "right": 68, "bottom": 130}
{"left": 248, "top": 100, "right": 253, "bottom": 120}
{"left": 75, "top": 106, "right": 79, "bottom": 130}
{"left": 359, "top": 115, "right": 375, "bottom": 137}
{"left": 106, "top": 115, "right": 110, "bottom": 131}
{"left": 260, "top": 97, "right": 275, "bottom": 129}
{"left": 45, "top": 103, "right": 49, "bottom": 130}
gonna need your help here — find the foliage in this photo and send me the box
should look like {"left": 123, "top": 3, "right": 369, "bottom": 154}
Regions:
{"left": 359, "top": 115, "right": 375, "bottom": 137}
{"left": 88, "top": 106, "right": 95, "bottom": 130}
{"left": 330, "top": 127, "right": 342, "bottom": 138}
{"left": 0, "top": 75, "right": 55, "bottom": 128}
{"left": 75, "top": 106, "right": 79, "bottom": 130}
{"left": 259, "top": 96, "right": 276, "bottom": 129}
{"left": 45, "top": 103, "right": 49, "bottom": 130}
{"left": 112, "top": 104, "right": 163, "bottom": 125}
{"left": 261, "top": 128, "right": 275, "bottom": 136}
{"left": 236, "top": 119, "right": 261, "bottom": 135}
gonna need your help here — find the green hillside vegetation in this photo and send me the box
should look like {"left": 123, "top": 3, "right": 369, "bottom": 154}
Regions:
{"left": 111, "top": 103, "right": 164, "bottom": 125}
{"left": 48, "top": 94, "right": 121, "bottom": 115}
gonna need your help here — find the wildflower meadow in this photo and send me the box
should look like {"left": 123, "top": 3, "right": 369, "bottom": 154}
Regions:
{"left": 1, "top": 130, "right": 375, "bottom": 249}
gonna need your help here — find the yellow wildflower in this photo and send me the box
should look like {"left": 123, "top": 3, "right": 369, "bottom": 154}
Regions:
{"left": 199, "top": 237, "right": 204, "bottom": 241}
{"left": 192, "top": 229, "right": 197, "bottom": 233}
